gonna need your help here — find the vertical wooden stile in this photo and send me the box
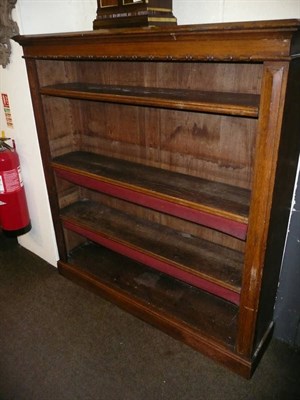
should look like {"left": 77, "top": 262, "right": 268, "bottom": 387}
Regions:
{"left": 237, "top": 62, "right": 289, "bottom": 357}
{"left": 24, "top": 59, "right": 68, "bottom": 261}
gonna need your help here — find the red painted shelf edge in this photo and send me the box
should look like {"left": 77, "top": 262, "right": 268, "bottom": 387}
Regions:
{"left": 62, "top": 218, "right": 241, "bottom": 305}
{"left": 54, "top": 167, "right": 248, "bottom": 240}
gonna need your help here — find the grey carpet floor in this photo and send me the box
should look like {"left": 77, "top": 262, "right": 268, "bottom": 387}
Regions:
{"left": 0, "top": 235, "right": 299, "bottom": 400}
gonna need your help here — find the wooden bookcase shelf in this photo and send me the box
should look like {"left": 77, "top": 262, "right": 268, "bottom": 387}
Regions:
{"left": 62, "top": 242, "right": 238, "bottom": 348}
{"left": 60, "top": 200, "right": 243, "bottom": 304}
{"left": 15, "top": 19, "right": 300, "bottom": 378}
{"left": 52, "top": 151, "right": 249, "bottom": 239}
{"left": 40, "top": 83, "right": 260, "bottom": 117}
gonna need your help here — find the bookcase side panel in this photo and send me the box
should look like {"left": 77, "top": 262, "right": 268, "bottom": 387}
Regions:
{"left": 24, "top": 59, "right": 68, "bottom": 261}
{"left": 254, "top": 58, "right": 300, "bottom": 351}
{"left": 237, "top": 61, "right": 290, "bottom": 357}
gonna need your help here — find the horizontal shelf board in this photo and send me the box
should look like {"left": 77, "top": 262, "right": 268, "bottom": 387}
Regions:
{"left": 64, "top": 242, "right": 238, "bottom": 348}
{"left": 61, "top": 200, "right": 243, "bottom": 304}
{"left": 41, "top": 83, "right": 260, "bottom": 117}
{"left": 53, "top": 152, "right": 250, "bottom": 239}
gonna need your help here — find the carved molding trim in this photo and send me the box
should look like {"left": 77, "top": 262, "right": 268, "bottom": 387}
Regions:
{"left": 0, "top": 0, "right": 19, "bottom": 68}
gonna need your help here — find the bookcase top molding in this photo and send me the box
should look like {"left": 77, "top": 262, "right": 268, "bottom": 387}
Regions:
{"left": 14, "top": 19, "right": 300, "bottom": 62}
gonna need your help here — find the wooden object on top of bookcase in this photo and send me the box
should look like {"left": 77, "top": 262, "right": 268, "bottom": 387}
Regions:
{"left": 93, "top": 0, "right": 177, "bottom": 29}
{"left": 14, "top": 19, "right": 300, "bottom": 378}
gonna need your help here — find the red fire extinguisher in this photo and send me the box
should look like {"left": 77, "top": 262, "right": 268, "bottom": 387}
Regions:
{"left": 0, "top": 137, "right": 31, "bottom": 237}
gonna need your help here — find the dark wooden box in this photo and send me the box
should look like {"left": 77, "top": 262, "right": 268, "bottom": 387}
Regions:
{"left": 93, "top": 0, "right": 177, "bottom": 29}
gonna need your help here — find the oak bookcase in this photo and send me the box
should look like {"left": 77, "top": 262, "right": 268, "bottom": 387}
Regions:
{"left": 15, "top": 19, "right": 300, "bottom": 377}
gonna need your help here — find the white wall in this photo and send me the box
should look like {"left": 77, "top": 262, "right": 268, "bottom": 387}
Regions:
{"left": 0, "top": 0, "right": 299, "bottom": 266}
{"left": 175, "top": 0, "right": 300, "bottom": 24}
{"left": 0, "top": 1, "right": 97, "bottom": 266}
